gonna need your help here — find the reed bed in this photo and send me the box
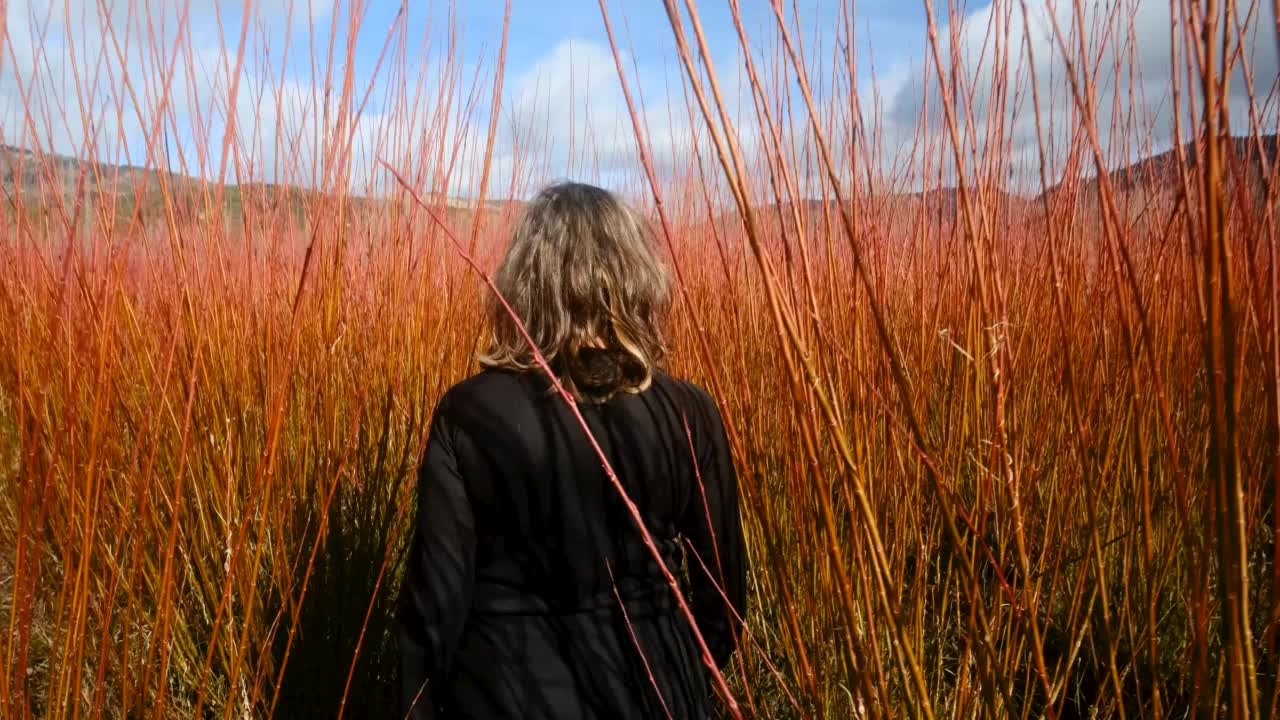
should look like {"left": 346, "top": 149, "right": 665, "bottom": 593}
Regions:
{"left": 2, "top": 0, "right": 1279, "bottom": 717}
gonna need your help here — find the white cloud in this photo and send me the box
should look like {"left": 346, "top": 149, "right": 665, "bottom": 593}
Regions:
{"left": 16, "top": 0, "right": 1261, "bottom": 205}
{"left": 873, "top": 0, "right": 1279, "bottom": 190}
{"left": 484, "top": 37, "right": 692, "bottom": 195}
{"left": 2, "top": 0, "right": 709, "bottom": 203}
{"left": 1, "top": 0, "right": 786, "bottom": 210}
{"left": 1, "top": 0, "right": 252, "bottom": 162}
{"left": 469, "top": 36, "right": 769, "bottom": 201}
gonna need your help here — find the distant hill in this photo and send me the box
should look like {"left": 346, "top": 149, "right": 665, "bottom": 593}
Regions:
{"left": 7, "top": 136, "right": 1274, "bottom": 228}
{"left": 1041, "top": 134, "right": 1278, "bottom": 199}
{"left": 773, "top": 187, "right": 1032, "bottom": 228}
{"left": 770, "top": 136, "right": 1277, "bottom": 222}
{"left": 1, "top": 143, "right": 178, "bottom": 204}
{"left": 899, "top": 186, "right": 1033, "bottom": 219}
{"left": 0, "top": 143, "right": 521, "bottom": 220}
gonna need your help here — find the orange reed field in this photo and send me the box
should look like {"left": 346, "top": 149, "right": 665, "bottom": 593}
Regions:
{"left": 2, "top": 0, "right": 1279, "bottom": 717}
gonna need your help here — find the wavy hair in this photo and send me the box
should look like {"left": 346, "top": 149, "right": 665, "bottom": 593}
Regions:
{"left": 479, "top": 182, "right": 672, "bottom": 403}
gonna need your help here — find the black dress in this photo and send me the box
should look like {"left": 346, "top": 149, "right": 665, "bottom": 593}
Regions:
{"left": 398, "top": 368, "right": 746, "bottom": 719}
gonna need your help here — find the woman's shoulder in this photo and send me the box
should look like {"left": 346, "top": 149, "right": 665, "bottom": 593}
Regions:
{"left": 649, "top": 371, "right": 722, "bottom": 420}
{"left": 438, "top": 368, "right": 529, "bottom": 409}
{"left": 428, "top": 369, "right": 542, "bottom": 444}
{"left": 436, "top": 367, "right": 722, "bottom": 421}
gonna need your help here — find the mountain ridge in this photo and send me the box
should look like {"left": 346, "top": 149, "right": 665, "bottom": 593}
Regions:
{"left": 5, "top": 135, "right": 1276, "bottom": 219}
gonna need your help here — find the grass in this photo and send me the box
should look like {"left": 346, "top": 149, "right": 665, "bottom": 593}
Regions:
{"left": 2, "top": 0, "right": 1279, "bottom": 717}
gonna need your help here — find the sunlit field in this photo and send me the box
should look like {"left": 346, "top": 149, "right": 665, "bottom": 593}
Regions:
{"left": 2, "top": 0, "right": 1279, "bottom": 717}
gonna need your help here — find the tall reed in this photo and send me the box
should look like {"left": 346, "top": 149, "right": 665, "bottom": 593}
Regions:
{"left": 1, "top": 0, "right": 1278, "bottom": 717}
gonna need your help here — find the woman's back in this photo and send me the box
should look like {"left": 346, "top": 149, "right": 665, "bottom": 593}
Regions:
{"left": 398, "top": 367, "right": 745, "bottom": 719}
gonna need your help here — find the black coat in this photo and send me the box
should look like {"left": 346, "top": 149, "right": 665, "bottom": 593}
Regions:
{"left": 398, "top": 368, "right": 746, "bottom": 719}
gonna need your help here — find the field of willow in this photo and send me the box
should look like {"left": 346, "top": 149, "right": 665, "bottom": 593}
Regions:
{"left": 1, "top": 0, "right": 1278, "bottom": 718}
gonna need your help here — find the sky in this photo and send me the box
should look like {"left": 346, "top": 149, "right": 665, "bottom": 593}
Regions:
{"left": 2, "top": 0, "right": 1277, "bottom": 198}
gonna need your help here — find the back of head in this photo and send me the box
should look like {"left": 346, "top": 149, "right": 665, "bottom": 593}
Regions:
{"left": 480, "top": 182, "right": 672, "bottom": 403}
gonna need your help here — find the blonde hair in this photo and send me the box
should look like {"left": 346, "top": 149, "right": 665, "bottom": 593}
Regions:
{"left": 479, "top": 182, "right": 672, "bottom": 402}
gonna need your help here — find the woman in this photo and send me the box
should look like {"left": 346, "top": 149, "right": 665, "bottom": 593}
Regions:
{"left": 398, "top": 182, "right": 746, "bottom": 719}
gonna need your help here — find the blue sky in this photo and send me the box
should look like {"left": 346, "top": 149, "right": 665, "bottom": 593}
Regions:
{"left": 2, "top": 0, "right": 1277, "bottom": 196}
{"left": 2, "top": 0, "right": 945, "bottom": 191}
{"left": 400, "top": 1, "right": 931, "bottom": 84}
